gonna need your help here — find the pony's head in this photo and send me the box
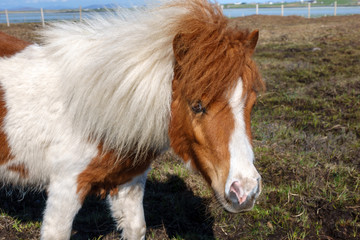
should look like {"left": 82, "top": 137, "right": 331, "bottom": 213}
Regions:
{"left": 169, "top": 1, "right": 265, "bottom": 213}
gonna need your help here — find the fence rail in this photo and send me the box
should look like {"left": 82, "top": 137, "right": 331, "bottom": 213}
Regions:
{"left": 0, "top": 7, "right": 83, "bottom": 26}
{"left": 224, "top": 2, "right": 360, "bottom": 18}
{"left": 1, "top": 2, "right": 359, "bottom": 26}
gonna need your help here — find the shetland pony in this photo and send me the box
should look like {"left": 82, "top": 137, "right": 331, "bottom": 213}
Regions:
{"left": 0, "top": 1, "right": 265, "bottom": 239}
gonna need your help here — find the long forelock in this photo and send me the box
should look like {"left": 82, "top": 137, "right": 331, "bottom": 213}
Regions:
{"left": 173, "top": 0, "right": 264, "bottom": 105}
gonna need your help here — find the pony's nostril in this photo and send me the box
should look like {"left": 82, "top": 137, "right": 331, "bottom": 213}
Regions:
{"left": 229, "top": 181, "right": 247, "bottom": 204}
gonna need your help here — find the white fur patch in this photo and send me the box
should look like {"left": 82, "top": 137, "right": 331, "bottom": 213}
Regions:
{"left": 225, "top": 79, "right": 260, "bottom": 197}
{"left": 108, "top": 169, "right": 149, "bottom": 240}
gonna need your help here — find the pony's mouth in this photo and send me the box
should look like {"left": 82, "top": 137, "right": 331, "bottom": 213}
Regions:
{"left": 220, "top": 194, "right": 256, "bottom": 213}
{"left": 214, "top": 180, "right": 261, "bottom": 213}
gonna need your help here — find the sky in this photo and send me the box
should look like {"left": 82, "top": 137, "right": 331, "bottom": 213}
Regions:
{"left": 0, "top": 0, "right": 272, "bottom": 10}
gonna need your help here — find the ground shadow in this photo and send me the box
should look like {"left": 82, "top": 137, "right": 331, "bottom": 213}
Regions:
{"left": 0, "top": 187, "right": 116, "bottom": 239}
{"left": 0, "top": 175, "right": 215, "bottom": 239}
{"left": 0, "top": 187, "right": 46, "bottom": 239}
{"left": 144, "top": 175, "right": 215, "bottom": 240}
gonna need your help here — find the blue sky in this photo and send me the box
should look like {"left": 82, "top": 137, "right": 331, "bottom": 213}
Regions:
{"left": 0, "top": 0, "right": 270, "bottom": 10}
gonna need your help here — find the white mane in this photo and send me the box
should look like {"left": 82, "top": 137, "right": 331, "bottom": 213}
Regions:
{"left": 41, "top": 4, "right": 188, "bottom": 159}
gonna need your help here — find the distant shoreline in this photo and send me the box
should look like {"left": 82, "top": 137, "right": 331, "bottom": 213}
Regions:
{"left": 2, "top": 2, "right": 360, "bottom": 13}
{"left": 1, "top": 9, "right": 103, "bottom": 14}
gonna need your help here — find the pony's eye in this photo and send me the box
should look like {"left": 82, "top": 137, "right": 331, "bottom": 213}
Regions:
{"left": 191, "top": 101, "right": 206, "bottom": 114}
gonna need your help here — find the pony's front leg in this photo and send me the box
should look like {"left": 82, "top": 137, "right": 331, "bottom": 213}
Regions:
{"left": 108, "top": 169, "right": 149, "bottom": 240}
{"left": 41, "top": 177, "right": 83, "bottom": 240}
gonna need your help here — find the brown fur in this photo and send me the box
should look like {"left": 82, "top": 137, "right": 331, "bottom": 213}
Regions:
{"left": 0, "top": 86, "right": 13, "bottom": 165}
{"left": 0, "top": 31, "right": 30, "bottom": 57}
{"left": 76, "top": 144, "right": 156, "bottom": 203}
{"left": 169, "top": 94, "right": 234, "bottom": 187}
{"left": 7, "top": 164, "right": 29, "bottom": 178}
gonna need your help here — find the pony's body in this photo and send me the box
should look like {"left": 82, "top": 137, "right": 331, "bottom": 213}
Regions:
{"left": 0, "top": 1, "right": 265, "bottom": 239}
{"left": 0, "top": 8, "right": 176, "bottom": 186}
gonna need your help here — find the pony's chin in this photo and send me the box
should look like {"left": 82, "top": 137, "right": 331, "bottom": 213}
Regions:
{"left": 216, "top": 193, "right": 256, "bottom": 213}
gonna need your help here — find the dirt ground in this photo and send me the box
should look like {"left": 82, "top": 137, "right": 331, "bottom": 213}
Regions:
{"left": 0, "top": 14, "right": 359, "bottom": 240}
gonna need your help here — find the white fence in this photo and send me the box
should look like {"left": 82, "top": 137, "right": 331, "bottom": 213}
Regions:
{"left": 0, "top": 7, "right": 84, "bottom": 27}
{"left": 223, "top": 2, "right": 359, "bottom": 18}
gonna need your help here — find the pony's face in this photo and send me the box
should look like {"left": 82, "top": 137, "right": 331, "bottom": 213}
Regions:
{"left": 169, "top": 29, "right": 264, "bottom": 213}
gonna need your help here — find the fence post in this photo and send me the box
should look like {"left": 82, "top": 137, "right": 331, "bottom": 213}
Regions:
{"left": 5, "top": 9, "right": 10, "bottom": 27}
{"left": 307, "top": 2, "right": 311, "bottom": 19}
{"left": 40, "top": 8, "right": 45, "bottom": 27}
{"left": 281, "top": 4, "right": 284, "bottom": 16}
{"left": 256, "top": 4, "right": 259, "bottom": 15}
{"left": 79, "top": 6, "right": 82, "bottom": 21}
{"left": 334, "top": 1, "right": 337, "bottom": 16}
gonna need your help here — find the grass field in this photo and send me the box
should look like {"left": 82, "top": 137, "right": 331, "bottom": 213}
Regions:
{"left": 0, "top": 14, "right": 359, "bottom": 240}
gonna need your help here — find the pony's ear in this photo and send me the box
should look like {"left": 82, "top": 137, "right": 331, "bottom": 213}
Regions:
{"left": 244, "top": 30, "right": 259, "bottom": 56}
{"left": 173, "top": 33, "right": 189, "bottom": 64}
